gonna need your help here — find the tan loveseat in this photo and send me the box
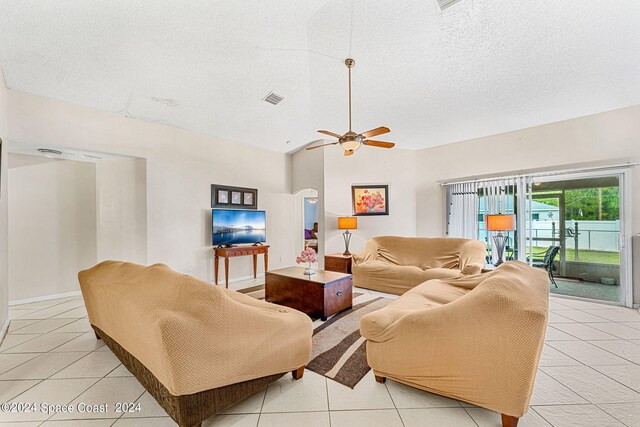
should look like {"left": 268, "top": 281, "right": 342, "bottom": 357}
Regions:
{"left": 79, "top": 261, "right": 313, "bottom": 427}
{"left": 360, "top": 261, "right": 549, "bottom": 427}
{"left": 352, "top": 236, "right": 486, "bottom": 295}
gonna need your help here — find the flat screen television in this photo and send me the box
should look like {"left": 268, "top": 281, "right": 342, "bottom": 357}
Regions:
{"left": 212, "top": 209, "right": 267, "bottom": 246}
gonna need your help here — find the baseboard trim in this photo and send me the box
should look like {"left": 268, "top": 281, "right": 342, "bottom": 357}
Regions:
{"left": 211, "top": 273, "right": 266, "bottom": 285}
{"left": 9, "top": 291, "right": 82, "bottom": 306}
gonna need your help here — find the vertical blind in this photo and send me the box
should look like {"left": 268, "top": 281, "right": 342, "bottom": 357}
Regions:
{"left": 446, "top": 182, "right": 479, "bottom": 240}
{"left": 446, "top": 176, "right": 533, "bottom": 262}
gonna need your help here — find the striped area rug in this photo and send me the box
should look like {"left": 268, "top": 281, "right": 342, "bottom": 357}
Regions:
{"left": 237, "top": 284, "right": 391, "bottom": 388}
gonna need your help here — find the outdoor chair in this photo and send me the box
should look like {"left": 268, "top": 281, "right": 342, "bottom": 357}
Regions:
{"left": 532, "top": 246, "right": 561, "bottom": 287}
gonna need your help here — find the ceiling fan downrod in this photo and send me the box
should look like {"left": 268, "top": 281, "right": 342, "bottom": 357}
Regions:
{"left": 346, "top": 58, "right": 355, "bottom": 132}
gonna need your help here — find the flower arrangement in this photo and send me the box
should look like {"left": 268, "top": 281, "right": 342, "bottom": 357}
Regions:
{"left": 297, "top": 246, "right": 318, "bottom": 275}
{"left": 356, "top": 189, "right": 385, "bottom": 213}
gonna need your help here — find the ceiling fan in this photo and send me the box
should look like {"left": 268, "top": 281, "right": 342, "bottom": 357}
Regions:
{"left": 306, "top": 58, "right": 395, "bottom": 156}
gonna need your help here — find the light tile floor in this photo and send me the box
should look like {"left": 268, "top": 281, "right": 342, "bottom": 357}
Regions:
{"left": 1, "top": 280, "right": 639, "bottom": 427}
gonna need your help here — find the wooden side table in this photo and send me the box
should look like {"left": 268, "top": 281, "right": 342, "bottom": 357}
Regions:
{"left": 214, "top": 245, "right": 269, "bottom": 288}
{"left": 325, "top": 253, "right": 353, "bottom": 274}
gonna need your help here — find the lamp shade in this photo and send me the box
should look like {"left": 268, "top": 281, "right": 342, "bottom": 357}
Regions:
{"left": 485, "top": 214, "right": 515, "bottom": 231}
{"left": 338, "top": 217, "right": 358, "bottom": 230}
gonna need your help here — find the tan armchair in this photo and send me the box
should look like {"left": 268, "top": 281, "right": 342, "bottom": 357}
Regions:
{"left": 352, "top": 236, "right": 486, "bottom": 295}
{"left": 360, "top": 261, "right": 549, "bottom": 427}
{"left": 79, "top": 261, "right": 312, "bottom": 427}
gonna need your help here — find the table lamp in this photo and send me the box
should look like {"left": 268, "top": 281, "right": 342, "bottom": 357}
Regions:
{"left": 337, "top": 217, "right": 358, "bottom": 255}
{"left": 485, "top": 214, "right": 515, "bottom": 266}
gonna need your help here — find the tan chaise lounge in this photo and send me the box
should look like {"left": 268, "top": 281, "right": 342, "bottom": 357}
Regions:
{"left": 79, "top": 261, "right": 313, "bottom": 427}
{"left": 352, "top": 236, "right": 486, "bottom": 295}
{"left": 360, "top": 261, "right": 549, "bottom": 427}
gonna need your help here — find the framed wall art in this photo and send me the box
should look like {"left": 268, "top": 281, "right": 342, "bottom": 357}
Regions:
{"left": 211, "top": 185, "right": 258, "bottom": 209}
{"left": 351, "top": 185, "right": 389, "bottom": 216}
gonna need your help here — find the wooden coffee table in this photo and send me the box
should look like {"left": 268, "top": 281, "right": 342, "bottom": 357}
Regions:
{"left": 265, "top": 267, "right": 352, "bottom": 321}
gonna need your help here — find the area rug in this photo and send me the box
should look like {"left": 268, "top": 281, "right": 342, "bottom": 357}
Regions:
{"left": 237, "top": 284, "right": 391, "bottom": 388}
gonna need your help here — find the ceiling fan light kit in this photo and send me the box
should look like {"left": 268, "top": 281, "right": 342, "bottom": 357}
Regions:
{"left": 307, "top": 58, "right": 396, "bottom": 156}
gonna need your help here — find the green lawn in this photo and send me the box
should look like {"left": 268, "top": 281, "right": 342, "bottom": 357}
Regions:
{"left": 531, "top": 247, "right": 619, "bottom": 265}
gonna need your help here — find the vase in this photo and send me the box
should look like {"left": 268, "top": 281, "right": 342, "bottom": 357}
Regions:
{"left": 304, "top": 262, "right": 315, "bottom": 275}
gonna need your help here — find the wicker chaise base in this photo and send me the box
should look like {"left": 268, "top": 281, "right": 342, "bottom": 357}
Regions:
{"left": 93, "top": 326, "right": 288, "bottom": 427}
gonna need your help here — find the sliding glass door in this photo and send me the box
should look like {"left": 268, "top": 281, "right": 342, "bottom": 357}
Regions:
{"left": 525, "top": 171, "right": 630, "bottom": 305}
{"left": 446, "top": 167, "right": 632, "bottom": 307}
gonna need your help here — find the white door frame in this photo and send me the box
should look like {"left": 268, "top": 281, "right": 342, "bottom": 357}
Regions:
{"left": 530, "top": 168, "right": 632, "bottom": 307}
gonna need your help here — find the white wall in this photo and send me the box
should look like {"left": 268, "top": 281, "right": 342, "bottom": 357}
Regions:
{"left": 291, "top": 144, "right": 418, "bottom": 257}
{"left": 8, "top": 155, "right": 97, "bottom": 301}
{"left": 7, "top": 90, "right": 296, "bottom": 283}
{"left": 96, "top": 158, "right": 147, "bottom": 264}
{"left": 416, "top": 105, "right": 640, "bottom": 238}
{"left": 323, "top": 147, "right": 417, "bottom": 255}
{"left": 415, "top": 105, "right": 640, "bottom": 304}
{"left": 0, "top": 70, "right": 8, "bottom": 332}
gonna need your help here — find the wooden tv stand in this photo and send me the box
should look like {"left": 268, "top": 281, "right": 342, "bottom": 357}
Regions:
{"left": 214, "top": 245, "right": 269, "bottom": 288}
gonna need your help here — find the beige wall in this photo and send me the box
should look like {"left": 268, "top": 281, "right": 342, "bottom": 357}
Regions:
{"left": 416, "top": 105, "right": 640, "bottom": 238}
{"left": 7, "top": 90, "right": 296, "bottom": 283}
{"left": 0, "top": 71, "right": 8, "bottom": 331}
{"left": 291, "top": 145, "right": 418, "bottom": 259}
{"left": 416, "top": 105, "right": 640, "bottom": 304}
{"left": 96, "top": 158, "right": 147, "bottom": 264}
{"left": 324, "top": 147, "right": 417, "bottom": 255}
{"left": 8, "top": 155, "right": 97, "bottom": 302}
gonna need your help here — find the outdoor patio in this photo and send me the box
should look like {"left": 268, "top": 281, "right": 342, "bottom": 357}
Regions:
{"left": 552, "top": 278, "right": 620, "bottom": 303}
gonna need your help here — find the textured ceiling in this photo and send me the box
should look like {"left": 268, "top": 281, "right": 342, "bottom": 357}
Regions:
{"left": 1, "top": 0, "right": 639, "bottom": 152}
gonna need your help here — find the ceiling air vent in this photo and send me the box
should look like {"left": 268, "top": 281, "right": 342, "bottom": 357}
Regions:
{"left": 437, "top": 0, "right": 464, "bottom": 11}
{"left": 263, "top": 92, "right": 284, "bottom": 105}
{"left": 37, "top": 148, "right": 62, "bottom": 156}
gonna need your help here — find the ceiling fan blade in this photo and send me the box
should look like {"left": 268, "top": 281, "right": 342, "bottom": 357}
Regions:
{"left": 317, "top": 130, "right": 343, "bottom": 139}
{"left": 361, "top": 126, "right": 390, "bottom": 138}
{"left": 306, "top": 142, "right": 339, "bottom": 150}
{"left": 344, "top": 150, "right": 354, "bottom": 157}
{"left": 363, "top": 140, "right": 395, "bottom": 149}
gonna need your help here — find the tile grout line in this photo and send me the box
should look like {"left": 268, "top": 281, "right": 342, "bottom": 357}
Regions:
{"left": 541, "top": 341, "right": 640, "bottom": 401}
{"left": 529, "top": 405, "right": 557, "bottom": 426}
{"left": 0, "top": 331, "right": 44, "bottom": 352}
{"left": 324, "top": 375, "right": 331, "bottom": 427}
{"left": 459, "top": 406, "right": 480, "bottom": 427}
{"left": 10, "top": 301, "right": 87, "bottom": 322}
{"left": 593, "top": 403, "right": 634, "bottom": 427}
{"left": 41, "top": 377, "right": 104, "bottom": 423}
{"left": 543, "top": 317, "right": 640, "bottom": 405}
{"left": 8, "top": 318, "right": 81, "bottom": 336}
{"left": 9, "top": 297, "right": 83, "bottom": 315}
{"left": 548, "top": 320, "right": 640, "bottom": 347}
{"left": 3, "top": 295, "right": 638, "bottom": 426}
{"left": 256, "top": 375, "right": 269, "bottom": 427}
{"left": 382, "top": 380, "right": 406, "bottom": 427}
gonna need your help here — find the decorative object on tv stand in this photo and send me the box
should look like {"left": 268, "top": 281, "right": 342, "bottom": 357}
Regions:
{"left": 352, "top": 185, "right": 389, "bottom": 216}
{"left": 296, "top": 247, "right": 318, "bottom": 275}
{"left": 485, "top": 214, "right": 515, "bottom": 266}
{"left": 211, "top": 184, "right": 258, "bottom": 210}
{"left": 338, "top": 216, "right": 358, "bottom": 255}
